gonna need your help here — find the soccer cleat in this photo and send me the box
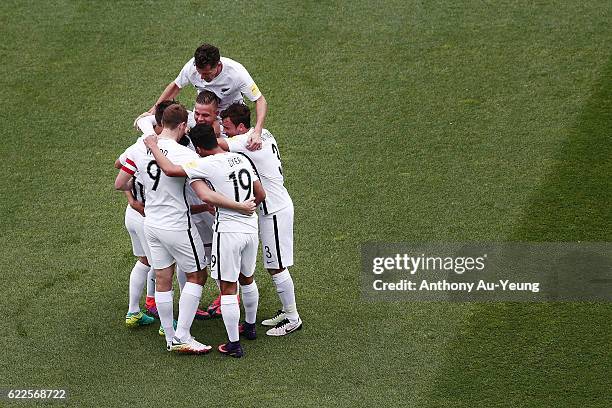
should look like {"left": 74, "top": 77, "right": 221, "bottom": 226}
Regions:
{"left": 206, "top": 295, "right": 221, "bottom": 317}
{"left": 145, "top": 298, "right": 159, "bottom": 318}
{"left": 207, "top": 294, "right": 241, "bottom": 318}
{"left": 125, "top": 311, "right": 155, "bottom": 327}
{"left": 261, "top": 310, "right": 286, "bottom": 327}
{"left": 240, "top": 322, "right": 257, "bottom": 340}
{"left": 158, "top": 319, "right": 178, "bottom": 336}
{"left": 194, "top": 308, "right": 211, "bottom": 320}
{"left": 217, "top": 341, "right": 244, "bottom": 358}
{"left": 169, "top": 336, "right": 212, "bottom": 354}
{"left": 266, "top": 318, "right": 303, "bottom": 337}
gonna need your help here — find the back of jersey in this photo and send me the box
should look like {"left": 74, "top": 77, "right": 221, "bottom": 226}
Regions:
{"left": 226, "top": 128, "right": 292, "bottom": 215}
{"left": 183, "top": 152, "right": 259, "bottom": 233}
{"left": 124, "top": 138, "right": 198, "bottom": 231}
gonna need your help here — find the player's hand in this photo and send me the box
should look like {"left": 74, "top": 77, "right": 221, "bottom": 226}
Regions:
{"left": 129, "top": 200, "right": 145, "bottom": 217}
{"left": 143, "top": 134, "right": 158, "bottom": 149}
{"left": 246, "top": 129, "right": 262, "bottom": 151}
{"left": 238, "top": 197, "right": 257, "bottom": 215}
{"left": 204, "top": 203, "right": 216, "bottom": 215}
{"left": 133, "top": 112, "right": 152, "bottom": 130}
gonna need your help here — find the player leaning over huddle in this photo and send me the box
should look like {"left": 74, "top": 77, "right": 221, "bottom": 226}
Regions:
{"left": 219, "top": 103, "right": 302, "bottom": 336}
{"left": 140, "top": 43, "right": 266, "bottom": 150}
{"left": 144, "top": 123, "right": 265, "bottom": 358}
{"left": 115, "top": 104, "right": 256, "bottom": 354}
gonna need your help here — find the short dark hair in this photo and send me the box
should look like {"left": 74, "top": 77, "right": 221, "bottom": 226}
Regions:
{"left": 189, "top": 123, "right": 218, "bottom": 150}
{"left": 161, "top": 103, "right": 188, "bottom": 130}
{"left": 194, "top": 44, "right": 220, "bottom": 69}
{"left": 195, "top": 90, "right": 220, "bottom": 106}
{"left": 220, "top": 103, "right": 251, "bottom": 128}
{"left": 155, "top": 100, "right": 176, "bottom": 126}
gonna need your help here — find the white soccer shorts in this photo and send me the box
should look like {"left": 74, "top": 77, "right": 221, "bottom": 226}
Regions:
{"left": 210, "top": 232, "right": 258, "bottom": 283}
{"left": 124, "top": 206, "right": 151, "bottom": 260}
{"left": 144, "top": 224, "right": 206, "bottom": 273}
{"left": 259, "top": 203, "right": 294, "bottom": 269}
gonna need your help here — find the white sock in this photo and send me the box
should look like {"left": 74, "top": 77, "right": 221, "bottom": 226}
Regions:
{"left": 128, "top": 261, "right": 149, "bottom": 313}
{"left": 155, "top": 290, "right": 174, "bottom": 344}
{"left": 146, "top": 267, "right": 155, "bottom": 297}
{"left": 176, "top": 268, "right": 186, "bottom": 293}
{"left": 220, "top": 295, "right": 240, "bottom": 342}
{"left": 175, "top": 282, "right": 203, "bottom": 341}
{"left": 240, "top": 281, "right": 259, "bottom": 324}
{"left": 272, "top": 269, "right": 299, "bottom": 322}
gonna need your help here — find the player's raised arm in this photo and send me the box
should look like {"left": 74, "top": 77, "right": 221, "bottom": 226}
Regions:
{"left": 247, "top": 94, "right": 267, "bottom": 151}
{"left": 147, "top": 82, "right": 181, "bottom": 114}
{"left": 143, "top": 135, "right": 187, "bottom": 177}
{"left": 190, "top": 179, "right": 256, "bottom": 215}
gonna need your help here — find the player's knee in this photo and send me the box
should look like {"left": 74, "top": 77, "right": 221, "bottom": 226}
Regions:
{"left": 267, "top": 268, "right": 283, "bottom": 275}
{"left": 238, "top": 274, "right": 253, "bottom": 286}
{"left": 185, "top": 270, "right": 204, "bottom": 285}
{"left": 138, "top": 256, "right": 150, "bottom": 267}
{"left": 220, "top": 280, "right": 238, "bottom": 295}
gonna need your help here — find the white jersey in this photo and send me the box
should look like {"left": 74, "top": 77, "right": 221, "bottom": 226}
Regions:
{"left": 121, "top": 137, "right": 199, "bottom": 231}
{"left": 226, "top": 128, "right": 292, "bottom": 215}
{"left": 174, "top": 56, "right": 262, "bottom": 111}
{"left": 118, "top": 136, "right": 147, "bottom": 221}
{"left": 136, "top": 111, "right": 195, "bottom": 135}
{"left": 183, "top": 152, "right": 259, "bottom": 233}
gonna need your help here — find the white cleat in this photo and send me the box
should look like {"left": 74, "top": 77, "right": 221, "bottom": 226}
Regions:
{"left": 168, "top": 336, "right": 212, "bottom": 354}
{"left": 261, "top": 310, "right": 286, "bottom": 327}
{"left": 266, "top": 318, "right": 303, "bottom": 337}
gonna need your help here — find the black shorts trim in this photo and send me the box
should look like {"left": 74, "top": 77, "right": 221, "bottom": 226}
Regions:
{"left": 187, "top": 228, "right": 201, "bottom": 271}
{"left": 272, "top": 215, "right": 283, "bottom": 269}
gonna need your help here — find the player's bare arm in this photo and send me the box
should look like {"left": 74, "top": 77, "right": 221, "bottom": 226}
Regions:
{"left": 115, "top": 169, "right": 134, "bottom": 191}
{"left": 217, "top": 138, "right": 230, "bottom": 151}
{"left": 253, "top": 179, "right": 266, "bottom": 205}
{"left": 142, "top": 135, "right": 187, "bottom": 177}
{"left": 125, "top": 190, "right": 145, "bottom": 216}
{"left": 247, "top": 95, "right": 267, "bottom": 151}
{"left": 147, "top": 82, "right": 181, "bottom": 114}
{"left": 190, "top": 179, "right": 256, "bottom": 215}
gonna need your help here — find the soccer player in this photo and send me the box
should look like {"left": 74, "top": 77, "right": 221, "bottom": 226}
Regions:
{"left": 143, "top": 123, "right": 265, "bottom": 358}
{"left": 118, "top": 100, "right": 176, "bottom": 326}
{"left": 140, "top": 43, "right": 266, "bottom": 150}
{"left": 134, "top": 96, "right": 218, "bottom": 320}
{"left": 115, "top": 104, "right": 256, "bottom": 354}
{"left": 219, "top": 103, "right": 303, "bottom": 336}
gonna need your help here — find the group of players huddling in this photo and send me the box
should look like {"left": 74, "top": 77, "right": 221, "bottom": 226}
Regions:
{"left": 114, "top": 44, "right": 301, "bottom": 358}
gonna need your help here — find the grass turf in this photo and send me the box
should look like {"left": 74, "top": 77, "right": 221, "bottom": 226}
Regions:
{"left": 0, "top": 1, "right": 610, "bottom": 406}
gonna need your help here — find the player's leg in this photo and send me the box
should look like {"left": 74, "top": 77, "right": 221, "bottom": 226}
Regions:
{"left": 124, "top": 213, "right": 154, "bottom": 327}
{"left": 134, "top": 218, "right": 158, "bottom": 318}
{"left": 238, "top": 233, "right": 259, "bottom": 340}
{"left": 260, "top": 205, "right": 302, "bottom": 335}
{"left": 213, "top": 232, "right": 244, "bottom": 357}
{"left": 168, "top": 227, "right": 210, "bottom": 354}
{"left": 145, "top": 225, "right": 178, "bottom": 346}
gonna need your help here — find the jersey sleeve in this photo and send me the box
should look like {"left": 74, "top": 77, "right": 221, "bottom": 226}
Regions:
{"left": 174, "top": 58, "right": 195, "bottom": 89}
{"left": 235, "top": 64, "right": 262, "bottom": 102}
{"left": 183, "top": 157, "right": 212, "bottom": 180}
{"left": 226, "top": 133, "right": 249, "bottom": 153}
{"left": 136, "top": 115, "right": 156, "bottom": 135}
{"left": 120, "top": 144, "right": 138, "bottom": 175}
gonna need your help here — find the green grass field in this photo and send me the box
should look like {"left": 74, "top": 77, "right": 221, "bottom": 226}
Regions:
{"left": 1, "top": 1, "right": 610, "bottom": 406}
